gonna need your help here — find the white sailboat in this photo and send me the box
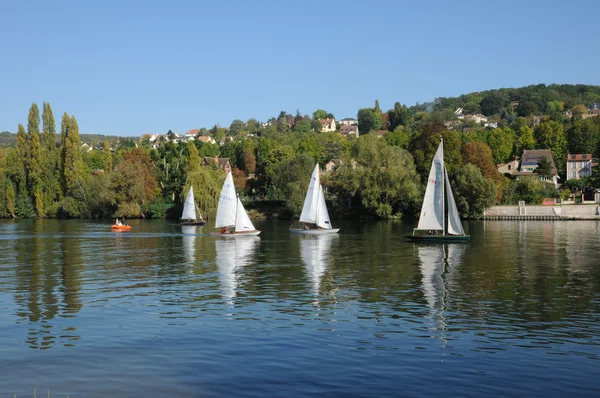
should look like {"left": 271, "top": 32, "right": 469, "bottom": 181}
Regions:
{"left": 180, "top": 186, "right": 206, "bottom": 225}
{"left": 290, "top": 164, "right": 339, "bottom": 234}
{"left": 406, "top": 139, "right": 470, "bottom": 242}
{"left": 211, "top": 172, "right": 260, "bottom": 236}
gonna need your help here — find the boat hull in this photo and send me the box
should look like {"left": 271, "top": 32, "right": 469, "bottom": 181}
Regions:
{"left": 112, "top": 225, "right": 132, "bottom": 231}
{"left": 209, "top": 230, "right": 261, "bottom": 237}
{"left": 290, "top": 228, "right": 340, "bottom": 235}
{"left": 404, "top": 235, "right": 470, "bottom": 242}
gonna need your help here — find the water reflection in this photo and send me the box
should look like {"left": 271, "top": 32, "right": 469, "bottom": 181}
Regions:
{"left": 214, "top": 237, "right": 260, "bottom": 302}
{"left": 299, "top": 234, "right": 338, "bottom": 303}
{"left": 416, "top": 244, "right": 466, "bottom": 348}
{"left": 181, "top": 226, "right": 197, "bottom": 271}
{"left": 13, "top": 220, "right": 82, "bottom": 349}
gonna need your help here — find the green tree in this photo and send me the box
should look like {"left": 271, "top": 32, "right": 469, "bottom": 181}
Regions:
{"left": 63, "top": 116, "right": 85, "bottom": 195}
{"left": 102, "top": 140, "right": 112, "bottom": 171}
{"left": 27, "top": 103, "right": 42, "bottom": 190}
{"left": 567, "top": 119, "right": 599, "bottom": 155}
{"left": 534, "top": 121, "right": 567, "bottom": 174}
{"left": 516, "top": 125, "right": 535, "bottom": 153}
{"left": 113, "top": 148, "right": 159, "bottom": 217}
{"left": 357, "top": 108, "right": 382, "bottom": 134}
{"left": 451, "top": 164, "right": 497, "bottom": 218}
{"left": 312, "top": 109, "right": 329, "bottom": 120}
{"left": 186, "top": 140, "right": 201, "bottom": 175}
{"left": 272, "top": 153, "right": 316, "bottom": 214}
{"left": 486, "top": 127, "right": 515, "bottom": 164}
{"left": 42, "top": 102, "right": 56, "bottom": 153}
{"left": 387, "top": 102, "right": 412, "bottom": 131}
{"left": 6, "top": 180, "right": 15, "bottom": 217}
{"left": 534, "top": 156, "right": 554, "bottom": 178}
{"left": 333, "top": 134, "right": 421, "bottom": 217}
{"left": 14, "top": 124, "right": 28, "bottom": 193}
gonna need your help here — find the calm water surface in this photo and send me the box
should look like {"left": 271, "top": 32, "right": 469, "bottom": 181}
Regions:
{"left": 0, "top": 219, "right": 599, "bottom": 397}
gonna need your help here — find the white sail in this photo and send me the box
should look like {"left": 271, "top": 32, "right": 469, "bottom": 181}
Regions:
{"left": 181, "top": 187, "right": 197, "bottom": 220}
{"left": 417, "top": 141, "right": 444, "bottom": 231}
{"left": 316, "top": 185, "right": 332, "bottom": 229}
{"left": 215, "top": 172, "right": 237, "bottom": 228}
{"left": 445, "top": 169, "right": 465, "bottom": 235}
{"left": 215, "top": 237, "right": 259, "bottom": 302}
{"left": 299, "top": 164, "right": 320, "bottom": 224}
{"left": 234, "top": 198, "right": 257, "bottom": 232}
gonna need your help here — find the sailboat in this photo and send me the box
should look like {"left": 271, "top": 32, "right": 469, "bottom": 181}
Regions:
{"left": 210, "top": 172, "right": 260, "bottom": 236}
{"left": 290, "top": 164, "right": 340, "bottom": 234}
{"left": 405, "top": 139, "right": 470, "bottom": 242}
{"left": 180, "top": 186, "right": 206, "bottom": 226}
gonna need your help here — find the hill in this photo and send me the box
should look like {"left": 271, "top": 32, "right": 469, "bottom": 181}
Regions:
{"left": 0, "top": 131, "right": 136, "bottom": 148}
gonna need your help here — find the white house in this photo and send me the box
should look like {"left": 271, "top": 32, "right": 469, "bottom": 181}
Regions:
{"left": 566, "top": 154, "right": 594, "bottom": 180}
{"left": 338, "top": 118, "right": 358, "bottom": 127}
{"left": 319, "top": 118, "right": 336, "bottom": 132}
{"left": 463, "top": 114, "right": 488, "bottom": 124}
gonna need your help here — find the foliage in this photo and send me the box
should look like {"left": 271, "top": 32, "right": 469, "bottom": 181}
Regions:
{"left": 534, "top": 121, "right": 567, "bottom": 174}
{"left": 534, "top": 156, "right": 554, "bottom": 178}
{"left": 450, "top": 164, "right": 496, "bottom": 218}
{"left": 357, "top": 108, "right": 382, "bottom": 134}
{"left": 272, "top": 153, "right": 316, "bottom": 215}
{"left": 113, "top": 148, "right": 159, "bottom": 217}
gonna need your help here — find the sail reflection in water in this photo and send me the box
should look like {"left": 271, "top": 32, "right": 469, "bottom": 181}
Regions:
{"left": 215, "top": 237, "right": 260, "bottom": 302}
{"left": 181, "top": 226, "right": 197, "bottom": 271}
{"left": 417, "top": 244, "right": 466, "bottom": 343}
{"left": 299, "top": 234, "right": 338, "bottom": 301}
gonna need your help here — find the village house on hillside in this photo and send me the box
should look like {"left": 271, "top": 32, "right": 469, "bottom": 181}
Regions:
{"left": 197, "top": 136, "right": 217, "bottom": 145}
{"left": 339, "top": 125, "right": 359, "bottom": 137}
{"left": 319, "top": 118, "right": 336, "bottom": 132}
{"left": 513, "top": 149, "right": 558, "bottom": 188}
{"left": 338, "top": 118, "right": 358, "bottom": 127}
{"left": 498, "top": 149, "right": 559, "bottom": 187}
{"left": 566, "top": 154, "right": 594, "bottom": 180}
{"left": 202, "top": 156, "right": 232, "bottom": 173}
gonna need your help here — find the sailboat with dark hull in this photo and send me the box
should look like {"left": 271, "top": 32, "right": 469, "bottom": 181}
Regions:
{"left": 405, "top": 139, "right": 470, "bottom": 242}
{"left": 180, "top": 186, "right": 206, "bottom": 226}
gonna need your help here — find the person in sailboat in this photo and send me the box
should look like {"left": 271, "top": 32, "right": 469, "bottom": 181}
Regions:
{"left": 221, "top": 227, "right": 230, "bottom": 234}
{"left": 122, "top": 218, "right": 127, "bottom": 226}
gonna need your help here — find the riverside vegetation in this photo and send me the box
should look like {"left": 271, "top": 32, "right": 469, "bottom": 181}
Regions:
{"left": 2, "top": 84, "right": 600, "bottom": 220}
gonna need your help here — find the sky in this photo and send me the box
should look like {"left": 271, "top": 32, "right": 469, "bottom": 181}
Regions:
{"left": 1, "top": 0, "right": 599, "bottom": 136}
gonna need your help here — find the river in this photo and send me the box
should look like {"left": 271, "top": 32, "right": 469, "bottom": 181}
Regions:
{"left": 0, "top": 219, "right": 599, "bottom": 397}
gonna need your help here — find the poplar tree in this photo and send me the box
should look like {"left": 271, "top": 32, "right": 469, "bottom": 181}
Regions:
{"left": 15, "top": 124, "right": 28, "bottom": 194}
{"left": 64, "top": 116, "right": 84, "bottom": 195}
{"left": 59, "top": 113, "right": 70, "bottom": 194}
{"left": 6, "top": 181, "right": 15, "bottom": 217}
{"left": 27, "top": 103, "right": 42, "bottom": 190}
{"left": 42, "top": 102, "right": 56, "bottom": 153}
{"left": 102, "top": 140, "right": 112, "bottom": 172}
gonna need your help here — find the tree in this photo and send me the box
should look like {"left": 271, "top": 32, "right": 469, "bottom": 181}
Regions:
{"left": 486, "top": 127, "right": 515, "bottom": 164}
{"left": 228, "top": 119, "right": 245, "bottom": 136}
{"left": 6, "top": 180, "right": 15, "bottom": 217}
{"left": 534, "top": 121, "right": 567, "bottom": 174}
{"left": 186, "top": 140, "right": 201, "bottom": 175}
{"left": 27, "top": 103, "right": 42, "bottom": 190}
{"left": 516, "top": 125, "right": 535, "bottom": 153}
{"left": 272, "top": 153, "right": 316, "bottom": 214}
{"left": 312, "top": 109, "right": 329, "bottom": 120}
{"left": 243, "top": 148, "right": 256, "bottom": 174}
{"left": 451, "top": 164, "right": 497, "bottom": 218}
{"left": 461, "top": 141, "right": 503, "bottom": 200}
{"left": 568, "top": 119, "right": 599, "bottom": 155}
{"left": 357, "top": 108, "right": 382, "bottom": 134}
{"left": 102, "top": 140, "right": 112, "bottom": 171}
{"left": 62, "top": 115, "right": 85, "bottom": 195}
{"left": 113, "top": 148, "right": 159, "bottom": 217}
{"left": 14, "top": 124, "right": 28, "bottom": 193}
{"left": 333, "top": 134, "right": 421, "bottom": 218}
{"left": 534, "top": 156, "right": 554, "bottom": 178}
{"left": 42, "top": 102, "right": 56, "bottom": 153}
{"left": 387, "top": 102, "right": 412, "bottom": 131}
{"left": 480, "top": 92, "right": 508, "bottom": 116}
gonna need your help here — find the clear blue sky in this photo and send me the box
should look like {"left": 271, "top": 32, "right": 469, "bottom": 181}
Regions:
{"left": 1, "top": 0, "right": 598, "bottom": 136}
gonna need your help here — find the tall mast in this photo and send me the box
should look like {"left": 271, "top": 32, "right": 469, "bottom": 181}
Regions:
{"left": 441, "top": 138, "right": 445, "bottom": 236}
{"left": 235, "top": 192, "right": 239, "bottom": 229}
